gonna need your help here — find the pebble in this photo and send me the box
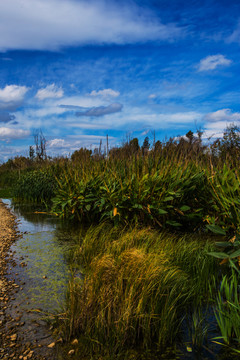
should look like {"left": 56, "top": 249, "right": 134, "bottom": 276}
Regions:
{"left": 10, "top": 334, "right": 17, "bottom": 341}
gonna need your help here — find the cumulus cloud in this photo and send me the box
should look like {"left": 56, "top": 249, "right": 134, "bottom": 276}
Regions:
{"left": 0, "top": 85, "right": 29, "bottom": 110}
{"left": 89, "top": 89, "right": 120, "bottom": 98}
{"left": 198, "top": 55, "right": 232, "bottom": 71}
{"left": 76, "top": 103, "right": 123, "bottom": 117}
{"left": 201, "top": 109, "right": 240, "bottom": 140}
{"left": 35, "top": 84, "right": 64, "bottom": 100}
{"left": 204, "top": 108, "right": 240, "bottom": 122}
{"left": 0, "top": 127, "right": 30, "bottom": 141}
{"left": 0, "top": 112, "right": 16, "bottom": 123}
{"left": 0, "top": 0, "right": 183, "bottom": 51}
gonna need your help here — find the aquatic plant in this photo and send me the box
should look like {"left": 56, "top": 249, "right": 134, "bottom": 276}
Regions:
{"left": 208, "top": 233, "right": 240, "bottom": 275}
{"left": 213, "top": 273, "right": 240, "bottom": 346}
{"left": 59, "top": 225, "right": 218, "bottom": 357}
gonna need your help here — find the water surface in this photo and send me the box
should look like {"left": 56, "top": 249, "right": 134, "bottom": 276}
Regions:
{"left": 3, "top": 199, "right": 74, "bottom": 313}
{"left": 1, "top": 199, "right": 80, "bottom": 358}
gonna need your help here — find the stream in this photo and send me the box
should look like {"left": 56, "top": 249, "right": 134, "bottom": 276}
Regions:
{"left": 2, "top": 199, "right": 78, "bottom": 359}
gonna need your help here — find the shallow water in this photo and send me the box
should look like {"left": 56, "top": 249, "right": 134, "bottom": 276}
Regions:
{"left": 3, "top": 199, "right": 74, "bottom": 313}
{"left": 2, "top": 199, "right": 79, "bottom": 358}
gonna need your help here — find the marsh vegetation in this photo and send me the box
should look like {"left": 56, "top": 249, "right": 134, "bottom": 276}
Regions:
{"left": 1, "top": 125, "right": 240, "bottom": 358}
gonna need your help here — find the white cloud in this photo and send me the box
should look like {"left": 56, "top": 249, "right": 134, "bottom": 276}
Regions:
{"left": 198, "top": 55, "right": 232, "bottom": 71}
{"left": 35, "top": 84, "right": 64, "bottom": 100}
{"left": 163, "top": 111, "right": 201, "bottom": 123}
{"left": 48, "top": 138, "right": 65, "bottom": 148}
{"left": 227, "top": 21, "right": 240, "bottom": 44}
{"left": 0, "top": 0, "right": 183, "bottom": 51}
{"left": 89, "top": 89, "right": 120, "bottom": 98}
{"left": 201, "top": 109, "right": 240, "bottom": 140}
{"left": 148, "top": 94, "right": 157, "bottom": 99}
{"left": 67, "top": 109, "right": 202, "bottom": 131}
{"left": 202, "top": 122, "right": 229, "bottom": 140}
{"left": 0, "top": 85, "right": 29, "bottom": 110}
{"left": 14, "top": 94, "right": 107, "bottom": 126}
{"left": 0, "top": 127, "right": 30, "bottom": 141}
{"left": 125, "top": 111, "right": 201, "bottom": 126}
{"left": 58, "top": 95, "right": 104, "bottom": 108}
{"left": 0, "top": 144, "right": 28, "bottom": 162}
{"left": 47, "top": 135, "right": 115, "bottom": 155}
{"left": 204, "top": 108, "right": 240, "bottom": 122}
{"left": 66, "top": 121, "right": 108, "bottom": 130}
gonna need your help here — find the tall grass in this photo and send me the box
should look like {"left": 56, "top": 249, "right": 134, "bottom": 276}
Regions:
{"left": 214, "top": 272, "right": 240, "bottom": 345}
{"left": 59, "top": 225, "right": 218, "bottom": 357}
{"left": 50, "top": 146, "right": 240, "bottom": 233}
{"left": 13, "top": 168, "right": 57, "bottom": 203}
{"left": 3, "top": 134, "right": 239, "bottom": 233}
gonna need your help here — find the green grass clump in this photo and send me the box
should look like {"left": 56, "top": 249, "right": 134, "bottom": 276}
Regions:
{"left": 214, "top": 272, "right": 240, "bottom": 346}
{"left": 59, "top": 225, "right": 218, "bottom": 357}
{"left": 13, "top": 169, "right": 57, "bottom": 203}
{"left": 0, "top": 187, "right": 13, "bottom": 198}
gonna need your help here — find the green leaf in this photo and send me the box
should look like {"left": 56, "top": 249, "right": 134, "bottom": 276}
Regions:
{"left": 85, "top": 204, "right": 91, "bottom": 211}
{"left": 132, "top": 204, "right": 143, "bottom": 209}
{"left": 158, "top": 209, "right": 168, "bottom": 215}
{"left": 164, "top": 196, "right": 174, "bottom": 202}
{"left": 229, "top": 259, "right": 240, "bottom": 274}
{"left": 215, "top": 242, "right": 232, "bottom": 247}
{"left": 229, "top": 249, "right": 240, "bottom": 258}
{"left": 166, "top": 220, "right": 182, "bottom": 227}
{"left": 180, "top": 205, "right": 191, "bottom": 212}
{"left": 206, "top": 224, "right": 226, "bottom": 235}
{"left": 207, "top": 252, "right": 229, "bottom": 259}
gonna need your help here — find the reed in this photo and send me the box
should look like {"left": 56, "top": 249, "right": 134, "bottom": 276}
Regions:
{"left": 214, "top": 272, "right": 240, "bottom": 346}
{"left": 59, "top": 225, "right": 218, "bottom": 357}
{"left": 50, "top": 145, "right": 240, "bottom": 233}
{"left": 6, "top": 131, "right": 240, "bottom": 233}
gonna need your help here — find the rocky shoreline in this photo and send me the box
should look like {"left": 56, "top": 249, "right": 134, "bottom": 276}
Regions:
{"left": 0, "top": 200, "right": 58, "bottom": 360}
{"left": 0, "top": 199, "right": 23, "bottom": 359}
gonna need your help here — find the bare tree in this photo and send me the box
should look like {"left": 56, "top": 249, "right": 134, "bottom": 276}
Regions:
{"left": 34, "top": 129, "right": 47, "bottom": 161}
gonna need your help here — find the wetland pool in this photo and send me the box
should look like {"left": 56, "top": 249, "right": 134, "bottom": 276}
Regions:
{"left": 2, "top": 199, "right": 80, "bottom": 358}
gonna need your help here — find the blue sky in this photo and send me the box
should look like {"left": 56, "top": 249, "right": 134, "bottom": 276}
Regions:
{"left": 0, "top": 0, "right": 240, "bottom": 160}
